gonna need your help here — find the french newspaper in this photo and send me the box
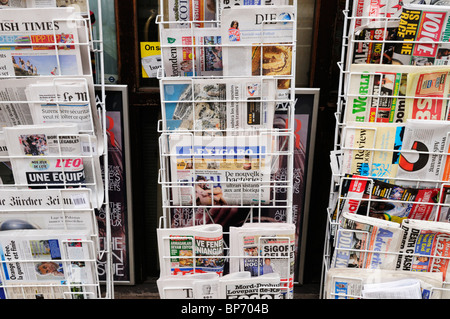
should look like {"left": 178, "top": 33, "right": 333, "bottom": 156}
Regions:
{"left": 157, "top": 224, "right": 224, "bottom": 276}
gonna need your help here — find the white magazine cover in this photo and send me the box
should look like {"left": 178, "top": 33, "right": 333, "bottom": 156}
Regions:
{"left": 221, "top": 5, "right": 295, "bottom": 77}
{"left": 167, "top": 133, "right": 275, "bottom": 206}
{"left": 229, "top": 222, "right": 295, "bottom": 298}
{"left": 0, "top": 229, "right": 97, "bottom": 299}
{"left": 3, "top": 124, "right": 104, "bottom": 208}
{"left": 218, "top": 271, "right": 282, "bottom": 299}
{"left": 157, "top": 224, "right": 224, "bottom": 276}
{"left": 157, "top": 272, "right": 220, "bottom": 299}
{"left": 0, "top": 7, "right": 89, "bottom": 76}
{"left": 160, "top": 28, "right": 223, "bottom": 77}
{"left": 161, "top": 77, "right": 277, "bottom": 134}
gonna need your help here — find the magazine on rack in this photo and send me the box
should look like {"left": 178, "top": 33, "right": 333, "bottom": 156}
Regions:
{"left": 0, "top": 229, "right": 97, "bottom": 299}
{"left": 335, "top": 174, "right": 440, "bottom": 223}
{"left": 160, "top": 28, "right": 223, "bottom": 77}
{"left": 344, "top": 64, "right": 450, "bottom": 123}
{"left": 397, "top": 219, "right": 450, "bottom": 283}
{"left": 3, "top": 124, "right": 104, "bottom": 208}
{"left": 392, "top": 5, "right": 450, "bottom": 66}
{"left": 161, "top": 77, "right": 277, "bottom": 133}
{"left": 396, "top": 119, "right": 450, "bottom": 186}
{"left": 229, "top": 222, "right": 295, "bottom": 298}
{"left": 332, "top": 212, "right": 404, "bottom": 269}
{"left": 157, "top": 224, "right": 224, "bottom": 276}
{"left": 218, "top": 272, "right": 282, "bottom": 299}
{"left": 167, "top": 134, "right": 275, "bottom": 206}
{"left": 0, "top": 7, "right": 89, "bottom": 76}
{"left": 157, "top": 272, "right": 220, "bottom": 299}
{"left": 324, "top": 268, "right": 443, "bottom": 299}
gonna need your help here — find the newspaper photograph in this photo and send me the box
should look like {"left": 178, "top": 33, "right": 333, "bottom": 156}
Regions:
{"left": 157, "top": 224, "right": 224, "bottom": 276}
{"left": 332, "top": 212, "right": 404, "bottom": 270}
{"left": 161, "top": 77, "right": 276, "bottom": 134}
{"left": 0, "top": 229, "right": 97, "bottom": 299}
{"left": 167, "top": 134, "right": 274, "bottom": 206}
{"left": 157, "top": 272, "right": 220, "bottom": 299}
{"left": 0, "top": 7, "right": 88, "bottom": 76}
{"left": 219, "top": 272, "right": 282, "bottom": 299}
{"left": 160, "top": 28, "right": 222, "bottom": 77}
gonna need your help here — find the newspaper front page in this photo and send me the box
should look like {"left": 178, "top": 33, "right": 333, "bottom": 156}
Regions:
{"left": 219, "top": 272, "right": 281, "bottom": 299}
{"left": 157, "top": 272, "right": 220, "bottom": 299}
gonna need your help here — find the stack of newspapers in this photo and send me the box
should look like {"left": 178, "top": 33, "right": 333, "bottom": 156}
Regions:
{"left": 0, "top": 1, "right": 102, "bottom": 299}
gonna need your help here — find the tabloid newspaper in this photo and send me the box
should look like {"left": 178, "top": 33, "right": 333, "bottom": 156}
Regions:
{"left": 218, "top": 271, "right": 281, "bottom": 299}
{"left": 342, "top": 122, "right": 404, "bottom": 180}
{"left": 335, "top": 174, "right": 440, "bottom": 223}
{"left": 160, "top": 28, "right": 223, "bottom": 77}
{"left": 229, "top": 222, "right": 295, "bottom": 298}
{"left": 3, "top": 124, "right": 104, "bottom": 208}
{"left": 0, "top": 229, "right": 97, "bottom": 299}
{"left": 332, "top": 212, "right": 404, "bottom": 270}
{"left": 164, "top": 0, "right": 217, "bottom": 28}
{"left": 324, "top": 268, "right": 443, "bottom": 299}
{"left": 396, "top": 119, "right": 450, "bottom": 186}
{"left": 157, "top": 224, "right": 225, "bottom": 276}
{"left": 392, "top": 5, "right": 450, "bottom": 66}
{"left": 157, "top": 272, "right": 220, "bottom": 299}
{"left": 344, "top": 64, "right": 450, "bottom": 123}
{"left": 396, "top": 219, "right": 450, "bottom": 282}
{"left": 0, "top": 7, "right": 90, "bottom": 76}
{"left": 161, "top": 77, "right": 277, "bottom": 134}
{"left": 167, "top": 134, "right": 274, "bottom": 206}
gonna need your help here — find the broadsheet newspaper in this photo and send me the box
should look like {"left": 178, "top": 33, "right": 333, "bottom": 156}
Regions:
{"left": 229, "top": 222, "right": 295, "bottom": 298}
{"left": 161, "top": 77, "right": 276, "bottom": 134}
{"left": 218, "top": 271, "right": 281, "bottom": 299}
{"left": 1, "top": 0, "right": 89, "bottom": 13}
{"left": 3, "top": 124, "right": 104, "bottom": 208}
{"left": 0, "top": 229, "right": 97, "bottom": 299}
{"left": 157, "top": 272, "right": 220, "bottom": 299}
{"left": 157, "top": 224, "right": 225, "bottom": 276}
{"left": 332, "top": 212, "right": 404, "bottom": 269}
{"left": 324, "top": 268, "right": 443, "bottom": 299}
{"left": 0, "top": 7, "right": 89, "bottom": 76}
{"left": 167, "top": 134, "right": 274, "bottom": 206}
{"left": 160, "top": 28, "right": 223, "bottom": 77}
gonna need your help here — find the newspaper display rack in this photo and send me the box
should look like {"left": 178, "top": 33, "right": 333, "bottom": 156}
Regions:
{"left": 155, "top": 0, "right": 298, "bottom": 299}
{"left": 0, "top": 0, "right": 113, "bottom": 299}
{"left": 323, "top": 0, "right": 450, "bottom": 299}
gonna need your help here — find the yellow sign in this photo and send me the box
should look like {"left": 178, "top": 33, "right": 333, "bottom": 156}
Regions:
{"left": 140, "top": 42, "right": 161, "bottom": 78}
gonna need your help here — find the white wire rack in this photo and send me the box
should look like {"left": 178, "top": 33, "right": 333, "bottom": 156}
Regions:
{"left": 322, "top": 0, "right": 450, "bottom": 299}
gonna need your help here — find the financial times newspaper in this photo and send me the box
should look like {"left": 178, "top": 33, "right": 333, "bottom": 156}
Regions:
{"left": 157, "top": 224, "right": 224, "bottom": 276}
{"left": 167, "top": 134, "right": 274, "bottom": 206}
{"left": 0, "top": 229, "right": 97, "bottom": 299}
{"left": 161, "top": 77, "right": 277, "bottom": 134}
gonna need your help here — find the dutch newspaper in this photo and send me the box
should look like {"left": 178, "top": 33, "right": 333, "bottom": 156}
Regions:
{"left": 3, "top": 123, "right": 104, "bottom": 208}
{"left": 332, "top": 212, "right": 404, "bottom": 269}
{"left": 229, "top": 222, "right": 295, "bottom": 298}
{"left": 157, "top": 224, "right": 225, "bottom": 277}
{"left": 396, "top": 119, "right": 450, "bottom": 187}
{"left": 167, "top": 133, "right": 274, "bottom": 206}
{"left": 161, "top": 77, "right": 277, "bottom": 134}
{"left": 0, "top": 188, "right": 98, "bottom": 249}
{"left": 0, "top": 7, "right": 89, "bottom": 76}
{"left": 157, "top": 272, "right": 220, "bottom": 299}
{"left": 160, "top": 28, "right": 223, "bottom": 77}
{"left": 324, "top": 268, "right": 443, "bottom": 299}
{"left": 341, "top": 122, "right": 404, "bottom": 180}
{"left": 392, "top": 5, "right": 450, "bottom": 66}
{"left": 218, "top": 271, "right": 281, "bottom": 299}
{"left": 0, "top": 229, "right": 97, "bottom": 299}
{"left": 396, "top": 219, "right": 450, "bottom": 292}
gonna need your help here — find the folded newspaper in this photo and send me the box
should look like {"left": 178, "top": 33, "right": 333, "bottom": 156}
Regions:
{"left": 324, "top": 268, "right": 443, "bottom": 299}
{"left": 2, "top": 0, "right": 89, "bottom": 13}
{"left": 157, "top": 272, "right": 220, "bottom": 299}
{"left": 157, "top": 224, "right": 224, "bottom": 276}
{"left": 229, "top": 222, "right": 295, "bottom": 298}
{"left": 3, "top": 124, "right": 104, "bottom": 208}
{"left": 0, "top": 229, "right": 97, "bottom": 299}
{"left": 161, "top": 77, "right": 277, "bottom": 134}
{"left": 167, "top": 133, "right": 275, "bottom": 206}
{"left": 218, "top": 271, "right": 281, "bottom": 299}
{"left": 0, "top": 7, "right": 90, "bottom": 76}
{"left": 332, "top": 212, "right": 404, "bottom": 269}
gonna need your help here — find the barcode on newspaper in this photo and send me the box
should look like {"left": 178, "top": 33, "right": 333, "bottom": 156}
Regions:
{"left": 81, "top": 142, "right": 97, "bottom": 155}
{"left": 70, "top": 194, "right": 90, "bottom": 208}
